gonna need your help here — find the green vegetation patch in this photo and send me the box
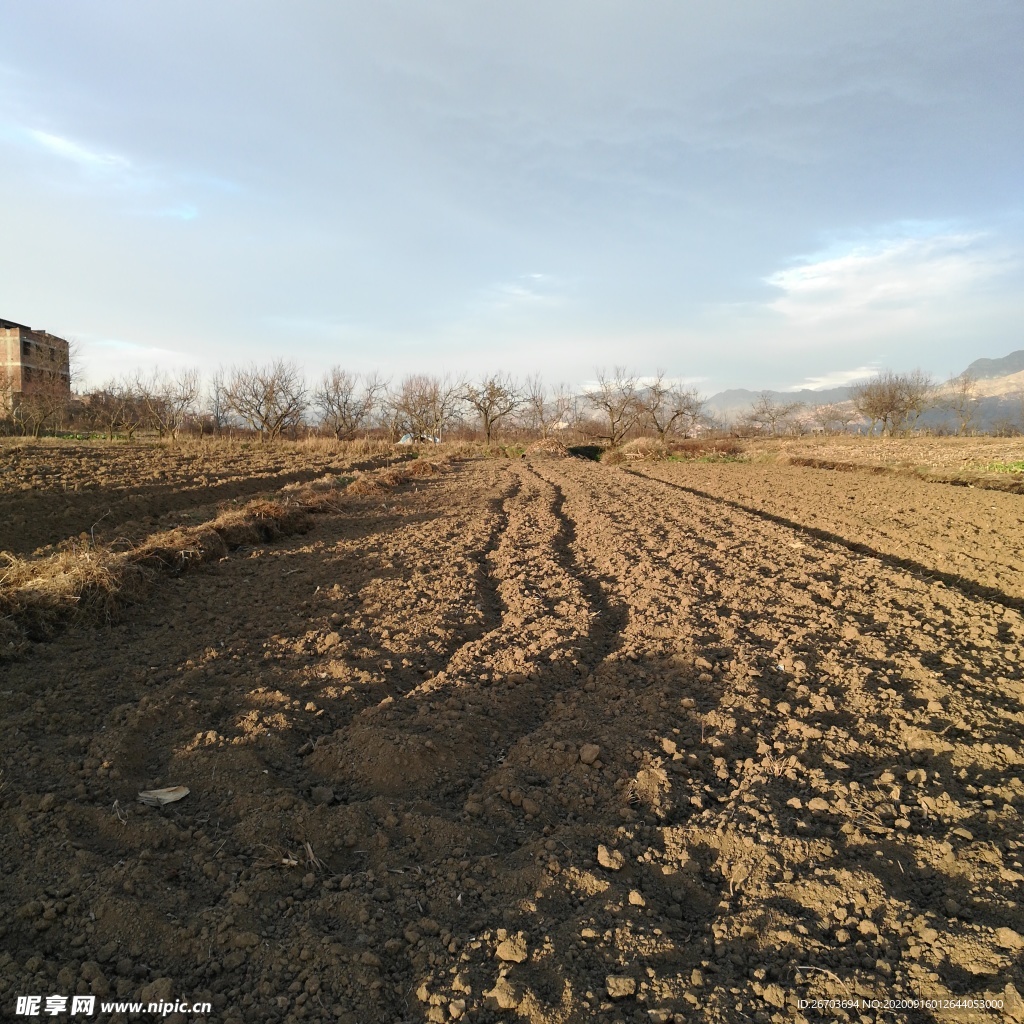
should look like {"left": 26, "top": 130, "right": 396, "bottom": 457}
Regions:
{"left": 978, "top": 460, "right": 1024, "bottom": 474}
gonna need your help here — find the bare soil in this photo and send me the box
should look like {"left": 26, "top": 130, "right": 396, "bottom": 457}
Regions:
{"left": 0, "top": 440, "right": 396, "bottom": 557}
{"left": 638, "top": 459, "right": 1024, "bottom": 605}
{"left": 2, "top": 445, "right": 1023, "bottom": 1024}
{"left": 744, "top": 436, "right": 1024, "bottom": 474}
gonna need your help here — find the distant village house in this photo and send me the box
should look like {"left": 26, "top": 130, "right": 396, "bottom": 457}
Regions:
{"left": 1, "top": 317, "right": 72, "bottom": 412}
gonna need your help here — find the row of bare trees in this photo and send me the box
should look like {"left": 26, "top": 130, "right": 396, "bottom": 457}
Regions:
{"left": 85, "top": 370, "right": 202, "bottom": 441}
{"left": 7, "top": 363, "right": 711, "bottom": 443}
{"left": 214, "top": 364, "right": 712, "bottom": 444}
{"left": 310, "top": 366, "right": 710, "bottom": 444}
{"left": 583, "top": 369, "right": 706, "bottom": 445}
{"left": 6, "top": 358, "right": 1015, "bottom": 440}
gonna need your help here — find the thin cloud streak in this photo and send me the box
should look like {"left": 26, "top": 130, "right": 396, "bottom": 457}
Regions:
{"left": 3, "top": 117, "right": 227, "bottom": 220}
{"left": 151, "top": 203, "right": 199, "bottom": 221}
{"left": 480, "top": 275, "right": 565, "bottom": 313}
{"left": 26, "top": 128, "right": 130, "bottom": 171}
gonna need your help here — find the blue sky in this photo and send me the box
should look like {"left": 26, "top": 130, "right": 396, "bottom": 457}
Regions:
{"left": 1, "top": 1, "right": 1022, "bottom": 392}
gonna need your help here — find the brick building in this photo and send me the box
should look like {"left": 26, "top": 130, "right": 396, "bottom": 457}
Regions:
{"left": 1, "top": 317, "right": 72, "bottom": 410}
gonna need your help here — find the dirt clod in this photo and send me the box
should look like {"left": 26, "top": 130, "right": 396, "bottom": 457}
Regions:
{"left": 495, "top": 933, "right": 528, "bottom": 963}
{"left": 597, "top": 845, "right": 626, "bottom": 871}
{"left": 606, "top": 975, "right": 637, "bottom": 999}
{"left": 310, "top": 785, "right": 334, "bottom": 805}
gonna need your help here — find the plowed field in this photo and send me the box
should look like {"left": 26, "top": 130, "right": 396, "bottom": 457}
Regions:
{"left": 2, "top": 448, "right": 1023, "bottom": 1024}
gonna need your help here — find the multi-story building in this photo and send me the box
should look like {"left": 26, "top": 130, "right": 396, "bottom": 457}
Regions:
{"left": 1, "top": 317, "right": 72, "bottom": 410}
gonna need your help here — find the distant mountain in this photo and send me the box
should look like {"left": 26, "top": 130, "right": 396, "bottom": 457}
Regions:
{"left": 972, "top": 369, "right": 1024, "bottom": 399}
{"left": 965, "top": 349, "right": 1024, "bottom": 379}
{"left": 704, "top": 385, "right": 854, "bottom": 416}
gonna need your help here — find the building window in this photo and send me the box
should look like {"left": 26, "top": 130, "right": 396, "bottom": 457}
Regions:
{"left": 22, "top": 340, "right": 31, "bottom": 356}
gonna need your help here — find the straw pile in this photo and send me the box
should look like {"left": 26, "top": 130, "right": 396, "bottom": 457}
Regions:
{"left": 525, "top": 437, "right": 571, "bottom": 458}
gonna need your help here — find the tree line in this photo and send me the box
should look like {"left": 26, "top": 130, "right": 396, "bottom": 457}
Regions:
{"left": 2, "top": 360, "right": 1018, "bottom": 440}
{"left": 737, "top": 369, "right": 1014, "bottom": 437}
{"left": 28, "top": 365, "right": 710, "bottom": 443}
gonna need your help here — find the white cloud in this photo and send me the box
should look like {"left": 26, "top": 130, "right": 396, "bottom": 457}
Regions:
{"left": 787, "top": 365, "right": 878, "bottom": 390}
{"left": 765, "top": 230, "right": 1013, "bottom": 328}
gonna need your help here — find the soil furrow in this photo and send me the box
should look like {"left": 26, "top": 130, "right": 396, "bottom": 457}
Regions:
{"left": 1, "top": 445, "right": 411, "bottom": 557}
{"left": 638, "top": 457, "right": 1024, "bottom": 605}
{"left": 627, "top": 466, "right": 1024, "bottom": 615}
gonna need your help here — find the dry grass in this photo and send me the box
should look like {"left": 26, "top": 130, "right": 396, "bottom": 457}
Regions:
{"left": 525, "top": 437, "right": 571, "bottom": 458}
{"left": 670, "top": 438, "right": 743, "bottom": 459}
{"left": 283, "top": 472, "right": 350, "bottom": 494}
{"left": 346, "top": 475, "right": 389, "bottom": 495}
{"left": 377, "top": 466, "right": 412, "bottom": 487}
{"left": 405, "top": 459, "right": 448, "bottom": 478}
{"left": 431, "top": 440, "right": 483, "bottom": 460}
{"left": 0, "top": 547, "right": 149, "bottom": 636}
{"left": 295, "top": 436, "right": 399, "bottom": 458}
{"left": 0, "top": 463, "right": 421, "bottom": 658}
{"left": 603, "top": 437, "right": 744, "bottom": 464}
{"left": 607, "top": 437, "right": 671, "bottom": 463}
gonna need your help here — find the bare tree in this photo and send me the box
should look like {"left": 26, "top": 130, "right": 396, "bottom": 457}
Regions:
{"left": 139, "top": 368, "right": 201, "bottom": 441}
{"left": 639, "top": 372, "right": 706, "bottom": 439}
{"left": 314, "top": 368, "right": 386, "bottom": 440}
{"left": 902, "top": 369, "right": 936, "bottom": 432}
{"left": 392, "top": 373, "right": 464, "bottom": 440}
{"left": 585, "top": 367, "right": 643, "bottom": 445}
{"left": 943, "top": 370, "right": 980, "bottom": 435}
{"left": 850, "top": 377, "right": 883, "bottom": 435}
{"left": 207, "top": 366, "right": 231, "bottom": 434}
{"left": 16, "top": 400, "right": 48, "bottom": 438}
{"left": 0, "top": 369, "right": 14, "bottom": 429}
{"left": 811, "top": 402, "right": 856, "bottom": 434}
{"left": 524, "top": 374, "right": 548, "bottom": 436}
{"left": 376, "top": 389, "right": 407, "bottom": 442}
{"left": 991, "top": 392, "right": 1024, "bottom": 437}
{"left": 851, "top": 369, "right": 935, "bottom": 436}
{"left": 116, "top": 379, "right": 147, "bottom": 441}
{"left": 87, "top": 376, "right": 146, "bottom": 440}
{"left": 225, "top": 361, "right": 308, "bottom": 441}
{"left": 524, "top": 375, "right": 574, "bottom": 437}
{"left": 65, "top": 337, "right": 84, "bottom": 401}
{"left": 464, "top": 372, "right": 522, "bottom": 444}
{"left": 749, "top": 392, "right": 802, "bottom": 436}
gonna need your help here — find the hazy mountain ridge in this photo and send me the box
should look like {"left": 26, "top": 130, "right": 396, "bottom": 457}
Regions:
{"left": 705, "top": 385, "right": 854, "bottom": 415}
{"left": 965, "top": 349, "right": 1024, "bottom": 379}
{"left": 705, "top": 351, "right": 1024, "bottom": 428}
